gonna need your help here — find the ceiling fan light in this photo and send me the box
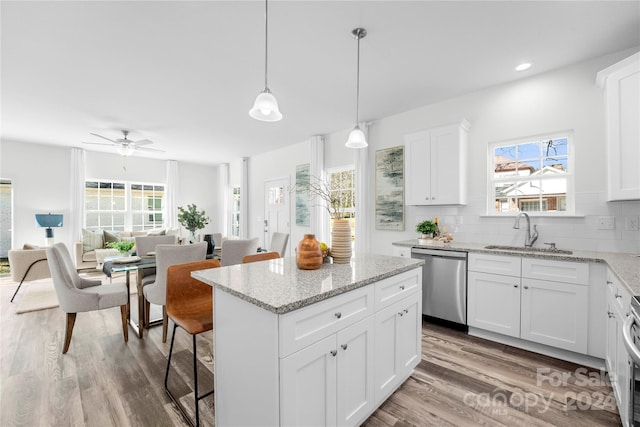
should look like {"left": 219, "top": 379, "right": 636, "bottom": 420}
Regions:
{"left": 249, "top": 89, "right": 282, "bottom": 122}
{"left": 117, "top": 144, "right": 135, "bottom": 157}
{"left": 345, "top": 125, "right": 368, "bottom": 148}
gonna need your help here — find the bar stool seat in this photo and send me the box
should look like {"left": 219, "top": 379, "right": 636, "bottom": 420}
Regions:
{"left": 164, "top": 259, "right": 220, "bottom": 427}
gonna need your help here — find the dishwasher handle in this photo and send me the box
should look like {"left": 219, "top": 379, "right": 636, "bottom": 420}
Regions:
{"left": 411, "top": 248, "right": 467, "bottom": 259}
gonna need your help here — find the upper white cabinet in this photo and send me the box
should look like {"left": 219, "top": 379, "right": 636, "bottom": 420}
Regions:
{"left": 405, "top": 120, "right": 470, "bottom": 205}
{"left": 597, "top": 52, "right": 640, "bottom": 201}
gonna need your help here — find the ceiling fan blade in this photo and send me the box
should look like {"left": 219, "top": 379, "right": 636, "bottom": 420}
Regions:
{"left": 136, "top": 146, "right": 165, "bottom": 153}
{"left": 82, "top": 141, "right": 114, "bottom": 147}
{"left": 133, "top": 139, "right": 154, "bottom": 146}
{"left": 90, "top": 132, "right": 116, "bottom": 143}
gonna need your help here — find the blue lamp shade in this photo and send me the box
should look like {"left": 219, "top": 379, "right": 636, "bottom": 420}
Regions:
{"left": 35, "top": 214, "right": 63, "bottom": 238}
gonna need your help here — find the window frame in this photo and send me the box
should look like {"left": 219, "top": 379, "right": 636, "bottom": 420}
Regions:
{"left": 84, "top": 179, "right": 166, "bottom": 231}
{"left": 487, "top": 132, "right": 575, "bottom": 216}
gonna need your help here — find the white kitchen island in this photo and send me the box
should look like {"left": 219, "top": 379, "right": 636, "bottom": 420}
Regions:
{"left": 192, "top": 253, "right": 424, "bottom": 427}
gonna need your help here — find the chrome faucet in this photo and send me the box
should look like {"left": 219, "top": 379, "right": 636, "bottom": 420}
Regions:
{"left": 513, "top": 212, "right": 539, "bottom": 247}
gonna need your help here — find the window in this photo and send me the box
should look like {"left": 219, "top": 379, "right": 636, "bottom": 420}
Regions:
{"left": 327, "top": 167, "right": 356, "bottom": 241}
{"left": 232, "top": 186, "right": 240, "bottom": 237}
{"left": 85, "top": 180, "right": 165, "bottom": 231}
{"left": 489, "top": 133, "right": 573, "bottom": 215}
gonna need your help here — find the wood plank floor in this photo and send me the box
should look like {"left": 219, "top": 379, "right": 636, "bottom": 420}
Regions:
{"left": 1, "top": 277, "right": 622, "bottom": 427}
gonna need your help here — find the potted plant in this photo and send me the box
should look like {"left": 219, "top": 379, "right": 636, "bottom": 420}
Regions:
{"left": 416, "top": 220, "right": 437, "bottom": 239}
{"left": 177, "top": 204, "right": 210, "bottom": 243}
{"left": 106, "top": 241, "right": 136, "bottom": 256}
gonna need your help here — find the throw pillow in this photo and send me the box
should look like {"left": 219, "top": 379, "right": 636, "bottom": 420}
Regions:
{"left": 82, "top": 229, "right": 104, "bottom": 252}
{"left": 103, "top": 230, "right": 121, "bottom": 245}
{"left": 147, "top": 228, "right": 166, "bottom": 236}
{"left": 22, "top": 243, "right": 40, "bottom": 250}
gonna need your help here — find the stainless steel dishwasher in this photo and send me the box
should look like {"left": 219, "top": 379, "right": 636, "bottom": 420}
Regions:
{"left": 411, "top": 248, "right": 467, "bottom": 327}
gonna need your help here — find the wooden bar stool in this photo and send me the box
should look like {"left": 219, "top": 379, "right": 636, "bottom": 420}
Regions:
{"left": 164, "top": 259, "right": 220, "bottom": 427}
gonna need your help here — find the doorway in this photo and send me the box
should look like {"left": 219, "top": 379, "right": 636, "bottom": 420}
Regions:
{"left": 264, "top": 178, "right": 290, "bottom": 252}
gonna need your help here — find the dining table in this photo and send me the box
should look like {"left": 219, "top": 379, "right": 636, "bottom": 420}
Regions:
{"left": 103, "top": 256, "right": 156, "bottom": 338}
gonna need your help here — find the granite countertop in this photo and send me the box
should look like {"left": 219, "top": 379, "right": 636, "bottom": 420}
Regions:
{"left": 192, "top": 253, "right": 424, "bottom": 314}
{"left": 394, "top": 239, "right": 640, "bottom": 295}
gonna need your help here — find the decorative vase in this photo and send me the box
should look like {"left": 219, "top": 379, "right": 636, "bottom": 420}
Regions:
{"left": 296, "top": 234, "right": 323, "bottom": 270}
{"left": 331, "top": 219, "right": 352, "bottom": 264}
{"left": 188, "top": 231, "right": 199, "bottom": 244}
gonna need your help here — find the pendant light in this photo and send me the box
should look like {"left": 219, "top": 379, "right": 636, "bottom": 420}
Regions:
{"left": 346, "top": 27, "right": 367, "bottom": 148}
{"left": 249, "top": 0, "right": 282, "bottom": 122}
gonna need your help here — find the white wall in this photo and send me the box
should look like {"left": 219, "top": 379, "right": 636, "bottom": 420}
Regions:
{"left": 246, "top": 48, "right": 639, "bottom": 256}
{"left": 1, "top": 140, "right": 219, "bottom": 249}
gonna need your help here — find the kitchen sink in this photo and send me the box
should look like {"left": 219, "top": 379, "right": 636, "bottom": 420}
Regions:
{"left": 484, "top": 245, "right": 573, "bottom": 255}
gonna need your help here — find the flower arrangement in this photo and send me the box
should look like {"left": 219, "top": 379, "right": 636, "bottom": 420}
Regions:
{"left": 177, "top": 204, "right": 210, "bottom": 240}
{"left": 106, "top": 241, "right": 135, "bottom": 254}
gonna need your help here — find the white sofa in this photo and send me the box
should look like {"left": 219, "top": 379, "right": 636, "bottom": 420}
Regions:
{"left": 74, "top": 229, "right": 179, "bottom": 270}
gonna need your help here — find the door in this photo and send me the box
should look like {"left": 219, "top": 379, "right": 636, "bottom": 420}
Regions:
{"left": 280, "top": 334, "right": 337, "bottom": 427}
{"left": 264, "top": 177, "right": 289, "bottom": 251}
{"left": 337, "top": 316, "right": 374, "bottom": 426}
{"left": 520, "top": 278, "right": 588, "bottom": 353}
{"left": 468, "top": 271, "right": 521, "bottom": 337}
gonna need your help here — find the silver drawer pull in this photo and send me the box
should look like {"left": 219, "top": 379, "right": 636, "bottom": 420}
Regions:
{"left": 403, "top": 309, "right": 409, "bottom": 314}
{"left": 398, "top": 312, "right": 404, "bottom": 317}
{"left": 400, "top": 285, "right": 405, "bottom": 290}
{"left": 523, "top": 286, "right": 529, "bottom": 290}
{"left": 334, "top": 312, "right": 342, "bottom": 319}
{"left": 513, "top": 284, "right": 518, "bottom": 288}
{"left": 330, "top": 350, "right": 337, "bottom": 357}
{"left": 341, "top": 344, "right": 348, "bottom": 351}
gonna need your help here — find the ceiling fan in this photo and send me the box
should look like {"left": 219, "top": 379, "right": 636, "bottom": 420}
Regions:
{"left": 82, "top": 130, "right": 165, "bottom": 157}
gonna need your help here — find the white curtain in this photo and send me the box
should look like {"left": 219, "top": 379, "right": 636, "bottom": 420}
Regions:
{"left": 240, "top": 157, "right": 249, "bottom": 238}
{"left": 309, "top": 135, "right": 326, "bottom": 243}
{"left": 165, "top": 160, "right": 178, "bottom": 229}
{"left": 218, "top": 163, "right": 230, "bottom": 236}
{"left": 354, "top": 122, "right": 371, "bottom": 254}
{"left": 69, "top": 148, "right": 86, "bottom": 245}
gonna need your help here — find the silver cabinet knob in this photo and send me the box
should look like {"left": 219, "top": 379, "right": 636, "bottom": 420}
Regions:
{"left": 334, "top": 312, "right": 342, "bottom": 319}
{"left": 523, "top": 286, "right": 529, "bottom": 290}
{"left": 341, "top": 344, "right": 348, "bottom": 351}
{"left": 400, "top": 285, "right": 405, "bottom": 290}
{"left": 330, "top": 350, "right": 337, "bottom": 357}
{"left": 398, "top": 312, "right": 404, "bottom": 317}
{"left": 607, "top": 311, "right": 615, "bottom": 319}
{"left": 513, "top": 284, "right": 518, "bottom": 288}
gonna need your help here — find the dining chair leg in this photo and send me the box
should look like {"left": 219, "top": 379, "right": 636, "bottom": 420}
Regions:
{"left": 162, "top": 306, "right": 168, "bottom": 343}
{"left": 63, "top": 313, "right": 77, "bottom": 354}
{"left": 144, "top": 299, "right": 151, "bottom": 328}
{"left": 120, "top": 304, "right": 129, "bottom": 342}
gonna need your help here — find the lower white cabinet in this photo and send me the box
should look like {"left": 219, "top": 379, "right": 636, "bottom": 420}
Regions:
{"left": 468, "top": 254, "right": 590, "bottom": 354}
{"left": 520, "top": 278, "right": 588, "bottom": 353}
{"left": 468, "top": 271, "right": 521, "bottom": 337}
{"left": 605, "top": 271, "right": 631, "bottom": 426}
{"left": 280, "top": 316, "right": 375, "bottom": 427}
{"left": 374, "top": 292, "right": 421, "bottom": 402}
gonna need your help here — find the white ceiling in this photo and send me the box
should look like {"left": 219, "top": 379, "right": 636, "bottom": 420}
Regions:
{"left": 2, "top": 1, "right": 639, "bottom": 166}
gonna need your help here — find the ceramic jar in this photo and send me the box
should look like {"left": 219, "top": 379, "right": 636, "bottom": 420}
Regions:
{"left": 330, "top": 219, "right": 352, "bottom": 264}
{"left": 296, "top": 234, "right": 323, "bottom": 270}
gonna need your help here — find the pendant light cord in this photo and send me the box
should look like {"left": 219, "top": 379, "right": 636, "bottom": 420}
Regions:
{"left": 264, "top": 0, "right": 269, "bottom": 89}
{"left": 355, "top": 30, "right": 360, "bottom": 124}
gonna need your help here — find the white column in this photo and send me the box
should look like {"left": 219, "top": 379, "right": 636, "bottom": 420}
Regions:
{"left": 218, "top": 163, "right": 230, "bottom": 236}
{"left": 309, "top": 135, "right": 326, "bottom": 243}
{"left": 165, "top": 160, "right": 178, "bottom": 229}
{"left": 241, "top": 157, "right": 249, "bottom": 239}
{"left": 69, "top": 148, "right": 86, "bottom": 246}
{"left": 354, "top": 122, "right": 371, "bottom": 254}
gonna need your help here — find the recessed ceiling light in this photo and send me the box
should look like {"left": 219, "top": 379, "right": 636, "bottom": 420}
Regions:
{"left": 515, "top": 62, "right": 532, "bottom": 72}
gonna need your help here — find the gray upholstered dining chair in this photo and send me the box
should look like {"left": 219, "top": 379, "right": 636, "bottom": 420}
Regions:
{"left": 46, "top": 243, "right": 128, "bottom": 354}
{"left": 220, "top": 237, "right": 259, "bottom": 266}
{"left": 143, "top": 242, "right": 207, "bottom": 342}
{"left": 134, "top": 235, "right": 178, "bottom": 286}
{"left": 270, "top": 232, "right": 289, "bottom": 257}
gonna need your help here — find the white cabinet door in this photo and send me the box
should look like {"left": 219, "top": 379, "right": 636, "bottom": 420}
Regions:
{"left": 280, "top": 335, "right": 337, "bottom": 427}
{"left": 520, "top": 278, "right": 588, "bottom": 353}
{"left": 374, "top": 293, "right": 421, "bottom": 404}
{"left": 404, "top": 130, "right": 431, "bottom": 205}
{"left": 468, "top": 271, "right": 521, "bottom": 337}
{"left": 404, "top": 121, "right": 469, "bottom": 206}
{"left": 598, "top": 52, "right": 640, "bottom": 201}
{"left": 336, "top": 317, "right": 375, "bottom": 426}
{"left": 606, "top": 297, "right": 618, "bottom": 393}
{"left": 429, "top": 124, "right": 466, "bottom": 205}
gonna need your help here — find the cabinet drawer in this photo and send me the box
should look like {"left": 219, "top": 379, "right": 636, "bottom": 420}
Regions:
{"left": 522, "top": 258, "right": 588, "bottom": 285}
{"left": 279, "top": 286, "right": 374, "bottom": 357}
{"left": 468, "top": 253, "right": 520, "bottom": 276}
{"left": 374, "top": 269, "right": 420, "bottom": 310}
